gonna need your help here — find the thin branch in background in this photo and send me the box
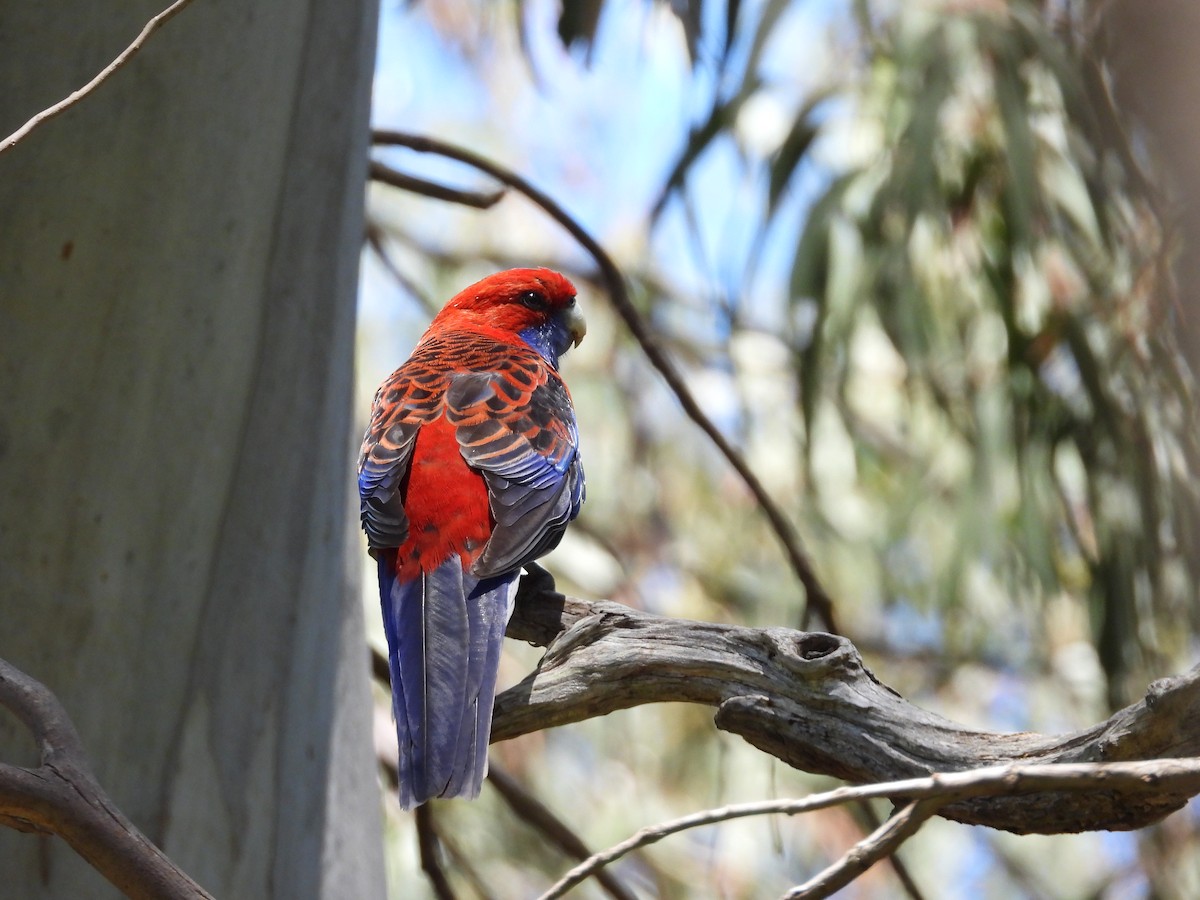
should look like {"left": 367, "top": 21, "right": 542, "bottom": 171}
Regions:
{"left": 370, "top": 129, "right": 839, "bottom": 633}
{"left": 0, "top": 0, "right": 198, "bottom": 155}
{"left": 435, "top": 824, "right": 497, "bottom": 900}
{"left": 0, "top": 657, "right": 212, "bottom": 899}
{"left": 370, "top": 644, "right": 391, "bottom": 691}
{"left": 850, "top": 799, "right": 928, "bottom": 900}
{"left": 364, "top": 220, "right": 441, "bottom": 316}
{"left": 415, "top": 804, "right": 458, "bottom": 900}
{"left": 369, "top": 160, "right": 507, "bottom": 209}
{"left": 375, "top": 719, "right": 468, "bottom": 900}
{"left": 365, "top": 220, "right": 408, "bottom": 289}
{"left": 783, "top": 799, "right": 943, "bottom": 900}
{"left": 533, "top": 758, "right": 1200, "bottom": 900}
{"left": 487, "top": 765, "right": 640, "bottom": 900}
{"left": 986, "top": 832, "right": 1063, "bottom": 897}
{"left": 372, "top": 683, "right": 637, "bottom": 899}
{"left": 537, "top": 789, "right": 935, "bottom": 900}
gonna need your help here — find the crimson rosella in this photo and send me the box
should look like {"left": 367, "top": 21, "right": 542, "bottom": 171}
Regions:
{"left": 358, "top": 268, "right": 586, "bottom": 808}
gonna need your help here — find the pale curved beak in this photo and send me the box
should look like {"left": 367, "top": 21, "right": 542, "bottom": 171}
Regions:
{"left": 563, "top": 300, "right": 587, "bottom": 348}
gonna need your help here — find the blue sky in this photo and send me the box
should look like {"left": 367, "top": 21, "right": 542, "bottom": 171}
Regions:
{"left": 366, "top": 0, "right": 847, "bottom": 332}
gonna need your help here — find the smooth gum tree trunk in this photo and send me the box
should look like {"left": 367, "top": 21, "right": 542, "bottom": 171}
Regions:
{"left": 0, "top": 0, "right": 384, "bottom": 896}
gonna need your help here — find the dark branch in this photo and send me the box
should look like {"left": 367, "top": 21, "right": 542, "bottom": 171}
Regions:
{"left": 487, "top": 765, "right": 639, "bottom": 900}
{"left": 415, "top": 805, "right": 457, "bottom": 900}
{"left": 0, "top": 657, "right": 212, "bottom": 899}
{"left": 370, "top": 128, "right": 839, "bottom": 632}
{"left": 368, "top": 160, "right": 506, "bottom": 209}
{"left": 498, "top": 577, "right": 1200, "bottom": 834}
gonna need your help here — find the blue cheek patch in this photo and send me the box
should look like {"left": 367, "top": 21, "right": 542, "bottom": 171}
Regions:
{"left": 518, "top": 320, "right": 571, "bottom": 369}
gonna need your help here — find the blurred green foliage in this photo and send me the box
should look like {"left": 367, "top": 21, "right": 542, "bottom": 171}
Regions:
{"left": 612, "top": 0, "right": 1200, "bottom": 709}
{"left": 774, "top": 2, "right": 1200, "bottom": 711}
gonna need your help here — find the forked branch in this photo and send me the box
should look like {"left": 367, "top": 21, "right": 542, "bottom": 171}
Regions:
{"left": 538, "top": 760, "right": 1200, "bottom": 900}
{"left": 0, "top": 657, "right": 212, "bottom": 899}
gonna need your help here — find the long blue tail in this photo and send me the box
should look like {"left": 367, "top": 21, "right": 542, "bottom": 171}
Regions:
{"left": 377, "top": 553, "right": 517, "bottom": 809}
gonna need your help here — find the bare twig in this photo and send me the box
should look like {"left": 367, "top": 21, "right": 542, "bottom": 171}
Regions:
{"left": 784, "top": 799, "right": 943, "bottom": 899}
{"left": 370, "top": 129, "right": 839, "bottom": 632}
{"left": 536, "top": 759, "right": 1200, "bottom": 900}
{"left": 850, "top": 800, "right": 928, "bottom": 900}
{"left": 364, "top": 220, "right": 442, "bottom": 316}
{"left": 0, "top": 657, "right": 212, "bottom": 899}
{"left": 0, "top": 0, "right": 198, "bottom": 155}
{"left": 487, "top": 765, "right": 640, "bottom": 900}
{"left": 537, "top": 797, "right": 850, "bottom": 900}
{"left": 369, "top": 160, "right": 506, "bottom": 209}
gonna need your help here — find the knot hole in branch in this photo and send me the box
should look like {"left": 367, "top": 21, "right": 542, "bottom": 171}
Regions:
{"left": 795, "top": 632, "right": 841, "bottom": 660}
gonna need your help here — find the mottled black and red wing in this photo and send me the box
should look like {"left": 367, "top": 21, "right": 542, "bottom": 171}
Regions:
{"left": 357, "top": 343, "right": 448, "bottom": 551}
{"left": 445, "top": 347, "right": 585, "bottom": 578}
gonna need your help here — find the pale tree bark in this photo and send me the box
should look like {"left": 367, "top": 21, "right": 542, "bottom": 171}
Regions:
{"left": 498, "top": 578, "right": 1200, "bottom": 836}
{"left": 0, "top": 1, "right": 384, "bottom": 897}
{"left": 1102, "top": 2, "right": 1200, "bottom": 364}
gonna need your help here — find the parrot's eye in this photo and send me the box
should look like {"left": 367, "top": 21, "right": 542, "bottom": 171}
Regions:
{"left": 518, "top": 290, "right": 548, "bottom": 310}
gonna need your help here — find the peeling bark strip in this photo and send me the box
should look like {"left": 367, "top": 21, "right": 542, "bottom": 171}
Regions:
{"left": 498, "top": 570, "right": 1200, "bottom": 834}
